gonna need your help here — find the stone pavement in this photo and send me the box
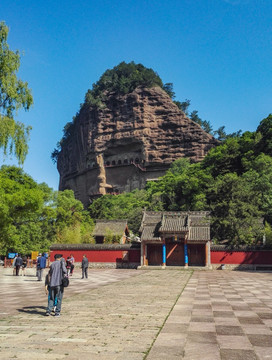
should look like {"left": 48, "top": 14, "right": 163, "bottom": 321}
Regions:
{"left": 147, "top": 271, "right": 272, "bottom": 360}
{"left": 0, "top": 268, "right": 271, "bottom": 360}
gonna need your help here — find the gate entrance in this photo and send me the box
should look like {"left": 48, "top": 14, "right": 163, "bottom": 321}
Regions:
{"left": 166, "top": 242, "right": 184, "bottom": 266}
{"left": 188, "top": 244, "right": 205, "bottom": 266}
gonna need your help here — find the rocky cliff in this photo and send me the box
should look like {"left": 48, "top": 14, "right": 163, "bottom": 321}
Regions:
{"left": 57, "top": 86, "right": 218, "bottom": 207}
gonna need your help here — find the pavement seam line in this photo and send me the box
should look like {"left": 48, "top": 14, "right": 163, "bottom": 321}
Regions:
{"left": 143, "top": 270, "right": 193, "bottom": 360}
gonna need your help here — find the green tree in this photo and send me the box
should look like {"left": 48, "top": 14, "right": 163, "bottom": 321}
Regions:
{"left": 190, "top": 110, "right": 213, "bottom": 134}
{"left": 264, "top": 222, "right": 272, "bottom": 245}
{"left": 54, "top": 190, "right": 94, "bottom": 244}
{"left": 0, "top": 166, "right": 48, "bottom": 254}
{"left": 0, "top": 167, "right": 95, "bottom": 254}
{"left": 213, "top": 126, "right": 242, "bottom": 142}
{"left": 104, "top": 229, "right": 123, "bottom": 244}
{"left": 89, "top": 189, "right": 162, "bottom": 234}
{"left": 0, "top": 22, "right": 33, "bottom": 164}
{"left": 207, "top": 173, "right": 263, "bottom": 245}
{"left": 146, "top": 158, "right": 210, "bottom": 211}
{"left": 162, "top": 83, "right": 175, "bottom": 99}
{"left": 89, "top": 61, "right": 163, "bottom": 100}
{"left": 174, "top": 99, "right": 191, "bottom": 114}
{"left": 256, "top": 114, "right": 272, "bottom": 156}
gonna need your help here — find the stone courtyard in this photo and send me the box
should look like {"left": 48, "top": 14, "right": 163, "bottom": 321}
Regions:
{"left": 0, "top": 267, "right": 271, "bottom": 359}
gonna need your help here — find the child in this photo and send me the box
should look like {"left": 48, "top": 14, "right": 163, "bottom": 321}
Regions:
{"left": 45, "top": 271, "right": 57, "bottom": 315}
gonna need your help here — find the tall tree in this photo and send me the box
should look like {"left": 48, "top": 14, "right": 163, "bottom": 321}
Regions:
{"left": 256, "top": 114, "right": 272, "bottom": 156}
{"left": 0, "top": 22, "right": 33, "bottom": 164}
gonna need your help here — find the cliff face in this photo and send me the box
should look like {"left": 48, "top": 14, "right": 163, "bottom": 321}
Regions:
{"left": 57, "top": 86, "right": 218, "bottom": 207}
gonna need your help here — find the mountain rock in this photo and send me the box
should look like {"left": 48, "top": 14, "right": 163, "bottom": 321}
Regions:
{"left": 57, "top": 86, "right": 218, "bottom": 207}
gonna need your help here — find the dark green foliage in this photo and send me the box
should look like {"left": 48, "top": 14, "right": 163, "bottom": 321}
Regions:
{"left": 202, "top": 130, "right": 262, "bottom": 177}
{"left": 207, "top": 173, "right": 263, "bottom": 245}
{"left": 174, "top": 99, "right": 190, "bottom": 114}
{"left": 256, "top": 114, "right": 272, "bottom": 156}
{"left": 162, "top": 83, "right": 175, "bottom": 99}
{"left": 213, "top": 126, "right": 242, "bottom": 141}
{"left": 190, "top": 110, "right": 213, "bottom": 134}
{"left": 89, "top": 189, "right": 163, "bottom": 234}
{"left": 0, "top": 166, "right": 94, "bottom": 255}
{"left": 88, "top": 61, "right": 163, "bottom": 102}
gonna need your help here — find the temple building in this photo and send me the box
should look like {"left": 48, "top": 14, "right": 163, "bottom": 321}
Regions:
{"left": 139, "top": 211, "right": 211, "bottom": 267}
{"left": 93, "top": 220, "right": 129, "bottom": 244}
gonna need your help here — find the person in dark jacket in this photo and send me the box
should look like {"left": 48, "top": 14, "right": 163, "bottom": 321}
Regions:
{"left": 45, "top": 254, "right": 67, "bottom": 317}
{"left": 21, "top": 256, "right": 27, "bottom": 276}
{"left": 37, "top": 253, "right": 47, "bottom": 281}
{"left": 15, "top": 254, "right": 23, "bottom": 276}
{"left": 81, "top": 254, "right": 89, "bottom": 279}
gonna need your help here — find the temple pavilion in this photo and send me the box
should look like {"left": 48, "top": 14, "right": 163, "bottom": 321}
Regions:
{"left": 139, "top": 211, "right": 211, "bottom": 267}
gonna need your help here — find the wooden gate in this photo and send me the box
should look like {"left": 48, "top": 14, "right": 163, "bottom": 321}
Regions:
{"left": 147, "top": 244, "right": 162, "bottom": 265}
{"left": 166, "top": 242, "right": 184, "bottom": 266}
{"left": 188, "top": 244, "right": 205, "bottom": 266}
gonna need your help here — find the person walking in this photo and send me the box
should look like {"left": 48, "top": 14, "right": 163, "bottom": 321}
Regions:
{"left": 15, "top": 254, "right": 22, "bottom": 276}
{"left": 69, "top": 254, "right": 75, "bottom": 275}
{"left": 37, "top": 253, "right": 47, "bottom": 281}
{"left": 45, "top": 254, "right": 67, "bottom": 317}
{"left": 45, "top": 271, "right": 57, "bottom": 314}
{"left": 12, "top": 255, "right": 18, "bottom": 276}
{"left": 21, "top": 256, "right": 27, "bottom": 276}
{"left": 81, "top": 254, "right": 89, "bottom": 279}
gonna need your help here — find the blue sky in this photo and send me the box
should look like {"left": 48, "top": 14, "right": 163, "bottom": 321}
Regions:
{"left": 1, "top": 0, "right": 271, "bottom": 190}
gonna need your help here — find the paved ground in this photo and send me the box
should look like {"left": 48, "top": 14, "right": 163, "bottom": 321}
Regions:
{"left": 0, "top": 268, "right": 271, "bottom": 360}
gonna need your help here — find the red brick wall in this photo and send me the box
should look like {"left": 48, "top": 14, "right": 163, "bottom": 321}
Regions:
{"left": 50, "top": 249, "right": 140, "bottom": 264}
{"left": 211, "top": 250, "right": 272, "bottom": 265}
{"left": 49, "top": 248, "right": 272, "bottom": 266}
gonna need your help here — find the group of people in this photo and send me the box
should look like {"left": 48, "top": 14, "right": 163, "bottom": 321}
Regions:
{"left": 12, "top": 253, "right": 48, "bottom": 278}
{"left": 11, "top": 252, "right": 89, "bottom": 317}
{"left": 45, "top": 253, "right": 89, "bottom": 317}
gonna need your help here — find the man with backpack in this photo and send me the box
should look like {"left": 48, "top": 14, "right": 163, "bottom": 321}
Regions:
{"left": 45, "top": 254, "right": 67, "bottom": 317}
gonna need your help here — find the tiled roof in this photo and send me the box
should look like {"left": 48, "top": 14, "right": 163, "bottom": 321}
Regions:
{"left": 141, "top": 225, "right": 161, "bottom": 241}
{"left": 189, "top": 213, "right": 210, "bottom": 226}
{"left": 159, "top": 213, "right": 188, "bottom": 233}
{"left": 140, "top": 211, "right": 210, "bottom": 242}
{"left": 93, "top": 220, "right": 128, "bottom": 236}
{"left": 139, "top": 211, "right": 162, "bottom": 232}
{"left": 50, "top": 243, "right": 140, "bottom": 250}
{"left": 188, "top": 226, "right": 210, "bottom": 241}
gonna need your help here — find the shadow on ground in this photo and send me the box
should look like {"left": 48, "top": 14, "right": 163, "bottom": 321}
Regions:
{"left": 17, "top": 306, "right": 46, "bottom": 315}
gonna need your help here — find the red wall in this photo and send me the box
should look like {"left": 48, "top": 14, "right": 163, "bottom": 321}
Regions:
{"left": 49, "top": 248, "right": 271, "bottom": 266}
{"left": 50, "top": 249, "right": 140, "bottom": 263}
{"left": 211, "top": 250, "right": 272, "bottom": 265}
